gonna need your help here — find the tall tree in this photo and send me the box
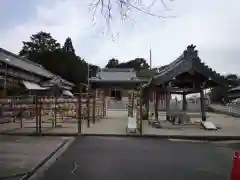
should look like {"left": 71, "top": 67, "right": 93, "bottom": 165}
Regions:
{"left": 18, "top": 32, "right": 100, "bottom": 88}
{"left": 19, "top": 31, "right": 60, "bottom": 59}
{"left": 105, "top": 58, "right": 119, "bottom": 68}
{"left": 62, "top": 37, "right": 75, "bottom": 54}
{"left": 106, "top": 58, "right": 150, "bottom": 71}
{"left": 125, "top": 58, "right": 150, "bottom": 71}
{"left": 89, "top": 64, "right": 100, "bottom": 77}
{"left": 226, "top": 74, "right": 238, "bottom": 80}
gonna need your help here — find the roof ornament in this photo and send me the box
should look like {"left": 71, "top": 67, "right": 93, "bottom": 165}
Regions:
{"left": 168, "top": 81, "right": 173, "bottom": 87}
{"left": 183, "top": 44, "right": 198, "bottom": 60}
{"left": 200, "top": 81, "right": 206, "bottom": 89}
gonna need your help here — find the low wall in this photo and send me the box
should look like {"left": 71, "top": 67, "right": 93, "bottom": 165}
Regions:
{"left": 107, "top": 98, "right": 209, "bottom": 112}
{"left": 158, "top": 100, "right": 208, "bottom": 112}
{"left": 209, "top": 104, "right": 240, "bottom": 117}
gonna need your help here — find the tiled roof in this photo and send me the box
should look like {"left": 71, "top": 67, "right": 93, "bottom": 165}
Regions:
{"left": 89, "top": 68, "right": 148, "bottom": 88}
{"left": 0, "top": 48, "right": 54, "bottom": 78}
{"left": 90, "top": 68, "right": 141, "bottom": 82}
{"left": 151, "top": 45, "right": 228, "bottom": 87}
{"left": 100, "top": 68, "right": 135, "bottom": 72}
{"left": 0, "top": 48, "right": 74, "bottom": 86}
{"left": 229, "top": 86, "right": 240, "bottom": 92}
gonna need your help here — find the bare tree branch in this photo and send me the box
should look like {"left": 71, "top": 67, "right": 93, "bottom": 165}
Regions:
{"left": 160, "top": 0, "right": 170, "bottom": 11}
{"left": 120, "top": 0, "right": 175, "bottom": 18}
{"left": 89, "top": 0, "right": 175, "bottom": 25}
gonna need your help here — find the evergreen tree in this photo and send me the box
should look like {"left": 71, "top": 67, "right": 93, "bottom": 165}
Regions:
{"left": 62, "top": 37, "right": 75, "bottom": 54}
{"left": 19, "top": 31, "right": 61, "bottom": 59}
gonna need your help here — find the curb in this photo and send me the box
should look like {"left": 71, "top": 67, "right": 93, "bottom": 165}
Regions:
{"left": 0, "top": 132, "right": 79, "bottom": 136}
{"left": 81, "top": 134, "right": 240, "bottom": 141}
{"left": 1, "top": 132, "right": 240, "bottom": 141}
{"left": 19, "top": 137, "right": 74, "bottom": 180}
{"left": 0, "top": 172, "right": 27, "bottom": 180}
{"left": 208, "top": 107, "right": 240, "bottom": 118}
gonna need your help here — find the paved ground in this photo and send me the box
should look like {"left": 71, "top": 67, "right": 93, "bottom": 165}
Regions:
{"left": 38, "top": 136, "right": 240, "bottom": 180}
{"left": 1, "top": 111, "right": 240, "bottom": 138}
{"left": 0, "top": 135, "right": 74, "bottom": 179}
{"left": 143, "top": 112, "right": 240, "bottom": 137}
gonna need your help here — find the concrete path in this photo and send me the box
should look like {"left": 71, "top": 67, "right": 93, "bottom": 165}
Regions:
{"left": 38, "top": 136, "right": 240, "bottom": 180}
{"left": 0, "top": 135, "right": 74, "bottom": 179}
{"left": 1, "top": 111, "right": 240, "bottom": 139}
{"left": 144, "top": 112, "right": 240, "bottom": 137}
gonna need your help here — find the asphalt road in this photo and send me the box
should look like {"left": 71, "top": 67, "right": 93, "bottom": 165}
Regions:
{"left": 39, "top": 136, "right": 239, "bottom": 180}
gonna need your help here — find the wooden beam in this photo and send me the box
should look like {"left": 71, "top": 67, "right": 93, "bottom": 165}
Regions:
{"left": 165, "top": 87, "right": 198, "bottom": 93}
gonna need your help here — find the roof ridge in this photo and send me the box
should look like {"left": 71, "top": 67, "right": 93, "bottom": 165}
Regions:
{"left": 101, "top": 68, "right": 135, "bottom": 72}
{"left": 196, "top": 57, "right": 225, "bottom": 78}
{"left": 0, "top": 47, "right": 74, "bottom": 86}
{"left": 0, "top": 47, "right": 56, "bottom": 78}
{"left": 148, "top": 45, "right": 228, "bottom": 87}
{"left": 157, "top": 53, "right": 185, "bottom": 76}
{"left": 0, "top": 47, "right": 46, "bottom": 69}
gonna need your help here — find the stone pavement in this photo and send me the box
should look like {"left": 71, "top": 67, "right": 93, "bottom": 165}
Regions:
{"left": 0, "top": 135, "right": 74, "bottom": 179}
{"left": 0, "top": 111, "right": 240, "bottom": 139}
{"left": 143, "top": 112, "right": 240, "bottom": 137}
{"left": 82, "top": 111, "right": 240, "bottom": 137}
{"left": 82, "top": 110, "right": 128, "bottom": 134}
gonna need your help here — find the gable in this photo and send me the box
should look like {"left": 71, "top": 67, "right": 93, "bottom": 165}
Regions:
{"left": 152, "top": 45, "right": 228, "bottom": 87}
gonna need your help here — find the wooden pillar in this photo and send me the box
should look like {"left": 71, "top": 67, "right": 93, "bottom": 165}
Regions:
{"left": 101, "top": 90, "right": 105, "bottom": 117}
{"left": 132, "top": 91, "right": 135, "bottom": 117}
{"left": 139, "top": 91, "right": 143, "bottom": 134}
{"left": 92, "top": 88, "right": 96, "bottom": 124}
{"left": 19, "top": 107, "right": 23, "bottom": 128}
{"left": 165, "top": 91, "right": 170, "bottom": 121}
{"left": 200, "top": 88, "right": 206, "bottom": 121}
{"left": 161, "top": 94, "right": 164, "bottom": 108}
{"left": 99, "top": 93, "right": 102, "bottom": 118}
{"left": 154, "top": 90, "right": 157, "bottom": 120}
{"left": 0, "top": 89, "right": 5, "bottom": 97}
{"left": 38, "top": 100, "right": 42, "bottom": 133}
{"left": 182, "top": 92, "right": 187, "bottom": 111}
{"left": 35, "top": 95, "right": 39, "bottom": 133}
{"left": 54, "top": 95, "right": 57, "bottom": 127}
{"left": 144, "top": 97, "right": 149, "bottom": 120}
{"left": 3, "top": 65, "right": 8, "bottom": 97}
{"left": 154, "top": 88, "right": 160, "bottom": 121}
{"left": 103, "top": 89, "right": 106, "bottom": 117}
{"left": 86, "top": 87, "right": 91, "bottom": 127}
{"left": 128, "top": 91, "right": 132, "bottom": 117}
{"left": 77, "top": 85, "right": 82, "bottom": 133}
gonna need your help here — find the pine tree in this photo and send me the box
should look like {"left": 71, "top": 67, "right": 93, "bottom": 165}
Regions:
{"left": 62, "top": 37, "right": 75, "bottom": 55}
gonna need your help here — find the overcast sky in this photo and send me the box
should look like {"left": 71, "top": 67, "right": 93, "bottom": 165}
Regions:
{"left": 0, "top": 0, "right": 239, "bottom": 76}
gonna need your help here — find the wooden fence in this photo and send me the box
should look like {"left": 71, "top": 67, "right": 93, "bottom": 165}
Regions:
{"left": 0, "top": 92, "right": 106, "bottom": 133}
